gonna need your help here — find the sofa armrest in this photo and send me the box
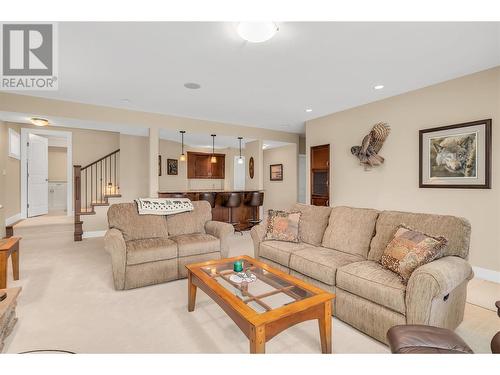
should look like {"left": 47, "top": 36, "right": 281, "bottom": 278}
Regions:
{"left": 104, "top": 228, "right": 127, "bottom": 290}
{"left": 205, "top": 220, "right": 234, "bottom": 258}
{"left": 406, "top": 256, "right": 473, "bottom": 325}
{"left": 250, "top": 224, "right": 266, "bottom": 259}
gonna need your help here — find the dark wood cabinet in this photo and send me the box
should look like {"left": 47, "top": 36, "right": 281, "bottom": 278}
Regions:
{"left": 187, "top": 152, "right": 225, "bottom": 179}
{"left": 310, "top": 144, "right": 330, "bottom": 206}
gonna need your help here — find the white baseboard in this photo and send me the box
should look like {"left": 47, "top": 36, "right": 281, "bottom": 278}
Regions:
{"left": 82, "top": 230, "right": 106, "bottom": 238}
{"left": 6, "top": 213, "right": 22, "bottom": 226}
{"left": 472, "top": 266, "right": 500, "bottom": 284}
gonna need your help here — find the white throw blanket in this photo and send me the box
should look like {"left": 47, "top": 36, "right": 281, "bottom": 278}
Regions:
{"left": 135, "top": 198, "right": 194, "bottom": 216}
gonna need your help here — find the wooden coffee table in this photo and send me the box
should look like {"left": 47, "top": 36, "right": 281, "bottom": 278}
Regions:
{"left": 186, "top": 255, "right": 335, "bottom": 354}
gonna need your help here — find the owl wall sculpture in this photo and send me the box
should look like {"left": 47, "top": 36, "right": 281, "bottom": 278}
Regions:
{"left": 351, "top": 122, "right": 391, "bottom": 170}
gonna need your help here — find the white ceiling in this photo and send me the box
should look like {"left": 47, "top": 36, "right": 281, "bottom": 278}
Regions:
{"left": 5, "top": 22, "right": 500, "bottom": 133}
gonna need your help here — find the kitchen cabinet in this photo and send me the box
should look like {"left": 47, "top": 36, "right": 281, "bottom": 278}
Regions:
{"left": 310, "top": 144, "right": 330, "bottom": 206}
{"left": 187, "top": 152, "right": 225, "bottom": 179}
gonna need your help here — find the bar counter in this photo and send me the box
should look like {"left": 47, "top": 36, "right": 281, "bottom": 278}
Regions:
{"left": 158, "top": 190, "right": 264, "bottom": 230}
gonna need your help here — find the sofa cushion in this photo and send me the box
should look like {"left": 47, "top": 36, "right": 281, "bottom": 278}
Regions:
{"left": 322, "top": 206, "right": 379, "bottom": 258}
{"left": 291, "top": 204, "right": 332, "bottom": 246}
{"left": 108, "top": 203, "right": 169, "bottom": 241}
{"left": 336, "top": 260, "right": 407, "bottom": 314}
{"left": 381, "top": 225, "right": 448, "bottom": 284}
{"left": 264, "top": 210, "right": 301, "bottom": 243}
{"left": 126, "top": 237, "right": 177, "bottom": 265}
{"left": 167, "top": 200, "right": 212, "bottom": 236}
{"left": 289, "top": 247, "right": 363, "bottom": 286}
{"left": 368, "top": 211, "right": 471, "bottom": 262}
{"left": 171, "top": 233, "right": 220, "bottom": 257}
{"left": 259, "top": 241, "right": 314, "bottom": 267}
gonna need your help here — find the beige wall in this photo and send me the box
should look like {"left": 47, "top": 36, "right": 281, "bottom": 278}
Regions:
{"left": 263, "top": 144, "right": 298, "bottom": 212}
{"left": 48, "top": 147, "right": 67, "bottom": 182}
{"left": 306, "top": 66, "right": 500, "bottom": 272}
{"left": 244, "top": 140, "right": 264, "bottom": 191}
{"left": 0, "top": 122, "right": 6, "bottom": 236}
{"left": 0, "top": 123, "right": 21, "bottom": 220}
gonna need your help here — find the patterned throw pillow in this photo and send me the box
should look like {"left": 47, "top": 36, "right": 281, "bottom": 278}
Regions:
{"left": 380, "top": 225, "right": 448, "bottom": 284}
{"left": 264, "top": 210, "right": 301, "bottom": 243}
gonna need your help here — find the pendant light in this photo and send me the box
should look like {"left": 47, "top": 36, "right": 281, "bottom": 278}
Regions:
{"left": 210, "top": 134, "right": 217, "bottom": 163}
{"left": 179, "top": 131, "right": 186, "bottom": 161}
{"left": 237, "top": 137, "right": 244, "bottom": 164}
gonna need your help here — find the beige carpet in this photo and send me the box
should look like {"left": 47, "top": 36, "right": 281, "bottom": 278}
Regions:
{"left": 3, "top": 216, "right": 499, "bottom": 353}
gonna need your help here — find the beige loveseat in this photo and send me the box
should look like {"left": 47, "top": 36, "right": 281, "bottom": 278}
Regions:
{"left": 250, "top": 204, "right": 473, "bottom": 343}
{"left": 104, "top": 200, "right": 234, "bottom": 290}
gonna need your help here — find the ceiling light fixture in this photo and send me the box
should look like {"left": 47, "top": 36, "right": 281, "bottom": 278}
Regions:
{"left": 179, "top": 130, "right": 186, "bottom": 161}
{"left": 374, "top": 85, "right": 384, "bottom": 90}
{"left": 305, "top": 109, "right": 313, "bottom": 113}
{"left": 237, "top": 137, "right": 244, "bottom": 164}
{"left": 30, "top": 117, "right": 49, "bottom": 127}
{"left": 210, "top": 134, "right": 217, "bottom": 163}
{"left": 237, "top": 22, "right": 278, "bottom": 43}
{"left": 184, "top": 82, "right": 201, "bottom": 89}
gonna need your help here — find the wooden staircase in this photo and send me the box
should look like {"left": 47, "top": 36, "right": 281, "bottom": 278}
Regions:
{"left": 74, "top": 149, "right": 121, "bottom": 241}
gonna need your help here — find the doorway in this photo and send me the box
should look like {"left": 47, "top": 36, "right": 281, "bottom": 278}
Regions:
{"left": 21, "top": 128, "right": 73, "bottom": 219}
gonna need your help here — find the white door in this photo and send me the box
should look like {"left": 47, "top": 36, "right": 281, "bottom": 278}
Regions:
{"left": 233, "top": 156, "right": 246, "bottom": 190}
{"left": 298, "top": 154, "right": 306, "bottom": 203}
{"left": 28, "top": 133, "right": 49, "bottom": 217}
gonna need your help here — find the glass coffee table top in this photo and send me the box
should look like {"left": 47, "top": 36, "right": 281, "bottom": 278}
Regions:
{"left": 201, "top": 258, "right": 313, "bottom": 313}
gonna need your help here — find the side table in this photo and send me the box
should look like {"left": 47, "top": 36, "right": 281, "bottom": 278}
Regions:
{"left": 0, "top": 237, "right": 20, "bottom": 289}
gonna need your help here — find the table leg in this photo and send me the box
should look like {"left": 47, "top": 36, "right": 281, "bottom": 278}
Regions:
{"left": 188, "top": 272, "right": 197, "bottom": 312}
{"left": 250, "top": 325, "right": 266, "bottom": 354}
{"left": 0, "top": 253, "right": 7, "bottom": 289}
{"left": 11, "top": 243, "right": 19, "bottom": 281}
{"left": 318, "top": 300, "right": 332, "bottom": 354}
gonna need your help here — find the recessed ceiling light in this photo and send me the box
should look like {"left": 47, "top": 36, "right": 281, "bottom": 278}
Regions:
{"left": 30, "top": 117, "right": 49, "bottom": 127}
{"left": 237, "top": 22, "right": 278, "bottom": 43}
{"left": 184, "top": 82, "right": 201, "bottom": 90}
{"left": 374, "top": 85, "right": 384, "bottom": 90}
{"left": 305, "top": 109, "right": 313, "bottom": 113}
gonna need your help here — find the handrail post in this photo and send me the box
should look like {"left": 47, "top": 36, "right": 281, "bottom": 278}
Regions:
{"left": 74, "top": 165, "right": 83, "bottom": 241}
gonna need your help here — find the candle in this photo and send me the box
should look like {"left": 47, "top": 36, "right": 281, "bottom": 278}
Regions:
{"left": 233, "top": 260, "right": 243, "bottom": 273}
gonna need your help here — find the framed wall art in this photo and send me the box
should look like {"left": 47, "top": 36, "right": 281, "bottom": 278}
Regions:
{"left": 270, "top": 164, "right": 283, "bottom": 181}
{"left": 419, "top": 119, "right": 491, "bottom": 189}
{"left": 167, "top": 158, "right": 178, "bottom": 175}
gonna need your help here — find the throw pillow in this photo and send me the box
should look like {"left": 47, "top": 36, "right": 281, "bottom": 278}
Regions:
{"left": 380, "top": 224, "right": 448, "bottom": 284}
{"left": 264, "top": 210, "right": 301, "bottom": 243}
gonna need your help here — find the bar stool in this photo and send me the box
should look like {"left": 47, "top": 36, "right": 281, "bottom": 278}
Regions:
{"left": 244, "top": 191, "right": 264, "bottom": 229}
{"left": 221, "top": 192, "right": 242, "bottom": 235}
{"left": 169, "top": 193, "right": 186, "bottom": 198}
{"left": 198, "top": 192, "right": 216, "bottom": 208}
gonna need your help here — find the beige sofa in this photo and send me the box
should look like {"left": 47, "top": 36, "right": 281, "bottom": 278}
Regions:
{"left": 250, "top": 204, "right": 473, "bottom": 343}
{"left": 104, "top": 200, "right": 234, "bottom": 290}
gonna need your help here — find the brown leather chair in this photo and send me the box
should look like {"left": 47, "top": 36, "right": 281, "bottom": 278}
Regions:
{"left": 387, "top": 300, "right": 500, "bottom": 354}
{"left": 221, "top": 192, "right": 242, "bottom": 235}
{"left": 492, "top": 301, "right": 500, "bottom": 354}
{"left": 199, "top": 192, "right": 216, "bottom": 208}
{"left": 244, "top": 191, "right": 264, "bottom": 228}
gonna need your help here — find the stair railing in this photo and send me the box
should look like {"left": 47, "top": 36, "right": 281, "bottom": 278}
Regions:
{"left": 74, "top": 149, "right": 120, "bottom": 241}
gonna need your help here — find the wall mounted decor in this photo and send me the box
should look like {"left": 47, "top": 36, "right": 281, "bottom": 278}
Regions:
{"left": 270, "top": 164, "right": 283, "bottom": 181}
{"left": 351, "top": 122, "right": 391, "bottom": 170}
{"left": 167, "top": 158, "right": 178, "bottom": 175}
{"left": 158, "top": 155, "right": 162, "bottom": 176}
{"left": 419, "top": 119, "right": 491, "bottom": 189}
{"left": 249, "top": 157, "right": 254, "bottom": 179}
